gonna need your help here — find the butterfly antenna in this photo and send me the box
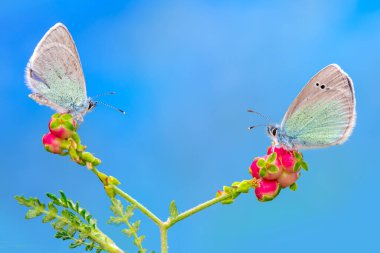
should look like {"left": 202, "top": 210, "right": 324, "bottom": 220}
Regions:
{"left": 95, "top": 100, "right": 126, "bottom": 115}
{"left": 248, "top": 124, "right": 267, "bottom": 131}
{"left": 247, "top": 109, "right": 273, "bottom": 123}
{"left": 92, "top": 91, "right": 117, "bottom": 99}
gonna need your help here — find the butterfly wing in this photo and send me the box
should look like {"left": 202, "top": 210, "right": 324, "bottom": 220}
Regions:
{"left": 281, "top": 64, "right": 356, "bottom": 149}
{"left": 25, "top": 23, "right": 88, "bottom": 115}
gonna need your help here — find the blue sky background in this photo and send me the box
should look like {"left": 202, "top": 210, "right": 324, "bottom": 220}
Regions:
{"left": 1, "top": 1, "right": 379, "bottom": 252}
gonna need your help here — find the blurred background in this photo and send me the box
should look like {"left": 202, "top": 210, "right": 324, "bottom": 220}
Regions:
{"left": 1, "top": 0, "right": 379, "bottom": 252}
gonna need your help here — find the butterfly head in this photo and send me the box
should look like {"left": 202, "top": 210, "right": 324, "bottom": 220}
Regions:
{"left": 87, "top": 99, "right": 97, "bottom": 113}
{"left": 266, "top": 125, "right": 278, "bottom": 141}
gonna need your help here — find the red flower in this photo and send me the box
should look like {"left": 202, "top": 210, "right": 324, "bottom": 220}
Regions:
{"left": 48, "top": 113, "right": 77, "bottom": 139}
{"left": 267, "top": 146, "right": 297, "bottom": 172}
{"left": 254, "top": 179, "right": 281, "bottom": 202}
{"left": 277, "top": 171, "right": 299, "bottom": 188}
{"left": 250, "top": 155, "right": 282, "bottom": 180}
{"left": 42, "top": 132, "right": 66, "bottom": 154}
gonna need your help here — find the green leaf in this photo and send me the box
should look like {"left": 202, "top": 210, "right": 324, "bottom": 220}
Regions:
{"left": 59, "top": 191, "right": 68, "bottom": 207}
{"left": 259, "top": 167, "right": 267, "bottom": 177}
{"left": 15, "top": 196, "right": 34, "bottom": 207}
{"left": 122, "top": 228, "right": 133, "bottom": 237}
{"left": 257, "top": 158, "right": 266, "bottom": 168}
{"left": 301, "top": 161, "right": 309, "bottom": 171}
{"left": 25, "top": 209, "right": 43, "bottom": 219}
{"left": 267, "top": 152, "right": 277, "bottom": 164}
{"left": 96, "top": 248, "right": 103, "bottom": 253}
{"left": 132, "top": 220, "right": 141, "bottom": 232}
{"left": 108, "top": 216, "right": 123, "bottom": 224}
{"left": 46, "top": 193, "right": 61, "bottom": 205}
{"left": 125, "top": 205, "right": 135, "bottom": 219}
{"left": 69, "top": 241, "right": 82, "bottom": 248}
{"left": 110, "top": 199, "right": 124, "bottom": 217}
{"left": 52, "top": 220, "right": 67, "bottom": 230}
{"left": 48, "top": 202, "right": 58, "bottom": 216}
{"left": 268, "top": 164, "right": 279, "bottom": 174}
{"left": 294, "top": 151, "right": 302, "bottom": 160}
{"left": 78, "top": 231, "right": 89, "bottom": 240}
{"left": 289, "top": 183, "right": 298, "bottom": 191}
{"left": 42, "top": 215, "right": 56, "bottom": 223}
{"left": 169, "top": 200, "right": 178, "bottom": 219}
{"left": 85, "top": 244, "right": 94, "bottom": 251}
{"left": 293, "top": 161, "right": 301, "bottom": 172}
{"left": 134, "top": 235, "right": 145, "bottom": 246}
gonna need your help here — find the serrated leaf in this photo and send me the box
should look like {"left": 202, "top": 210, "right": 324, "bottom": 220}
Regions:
{"left": 122, "top": 228, "right": 133, "bottom": 237}
{"left": 132, "top": 220, "right": 141, "bottom": 232}
{"left": 110, "top": 199, "right": 124, "bottom": 217}
{"left": 289, "top": 183, "right": 298, "bottom": 191}
{"left": 169, "top": 200, "right": 178, "bottom": 219}
{"left": 108, "top": 216, "right": 124, "bottom": 224}
{"left": 267, "top": 152, "right": 277, "bottom": 164}
{"left": 25, "top": 209, "right": 43, "bottom": 219}
{"left": 257, "top": 158, "right": 266, "bottom": 168}
{"left": 125, "top": 205, "right": 135, "bottom": 219}
{"left": 134, "top": 235, "right": 145, "bottom": 246}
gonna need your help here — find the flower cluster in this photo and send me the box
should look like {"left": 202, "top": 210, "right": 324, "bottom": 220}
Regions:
{"left": 249, "top": 146, "right": 308, "bottom": 202}
{"left": 42, "top": 113, "right": 101, "bottom": 168}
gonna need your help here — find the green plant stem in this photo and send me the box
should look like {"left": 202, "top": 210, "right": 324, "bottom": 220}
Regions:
{"left": 90, "top": 166, "right": 243, "bottom": 253}
{"left": 112, "top": 186, "right": 163, "bottom": 227}
{"left": 166, "top": 193, "right": 232, "bottom": 228}
{"left": 160, "top": 226, "right": 168, "bottom": 253}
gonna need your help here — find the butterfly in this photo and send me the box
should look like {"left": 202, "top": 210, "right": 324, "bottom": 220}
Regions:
{"left": 25, "top": 23, "right": 96, "bottom": 121}
{"left": 266, "top": 64, "right": 356, "bottom": 150}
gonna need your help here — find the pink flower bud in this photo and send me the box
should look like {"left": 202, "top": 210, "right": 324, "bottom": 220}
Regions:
{"left": 249, "top": 157, "right": 261, "bottom": 179}
{"left": 267, "top": 146, "right": 297, "bottom": 173}
{"left": 254, "top": 179, "right": 281, "bottom": 202}
{"left": 42, "top": 132, "right": 66, "bottom": 154}
{"left": 48, "top": 114, "right": 77, "bottom": 139}
{"left": 250, "top": 155, "right": 282, "bottom": 180}
{"left": 277, "top": 171, "right": 299, "bottom": 188}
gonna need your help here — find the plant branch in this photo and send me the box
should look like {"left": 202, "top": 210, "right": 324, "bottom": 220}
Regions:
{"left": 166, "top": 193, "right": 233, "bottom": 228}
{"left": 112, "top": 185, "right": 163, "bottom": 227}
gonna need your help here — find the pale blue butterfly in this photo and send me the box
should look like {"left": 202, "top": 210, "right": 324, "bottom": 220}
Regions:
{"left": 25, "top": 23, "right": 96, "bottom": 121}
{"left": 266, "top": 64, "right": 356, "bottom": 150}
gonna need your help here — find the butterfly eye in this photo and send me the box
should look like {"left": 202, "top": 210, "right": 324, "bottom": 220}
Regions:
{"left": 272, "top": 128, "right": 277, "bottom": 136}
